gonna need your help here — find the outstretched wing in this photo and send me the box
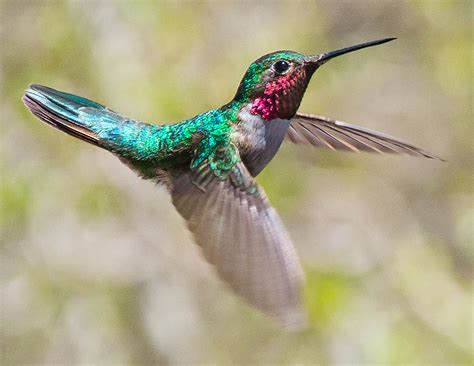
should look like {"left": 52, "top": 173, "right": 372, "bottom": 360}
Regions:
{"left": 287, "top": 113, "right": 442, "bottom": 160}
{"left": 171, "top": 160, "right": 306, "bottom": 329}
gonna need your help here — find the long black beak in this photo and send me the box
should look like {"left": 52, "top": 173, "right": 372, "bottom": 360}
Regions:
{"left": 309, "top": 37, "right": 396, "bottom": 65}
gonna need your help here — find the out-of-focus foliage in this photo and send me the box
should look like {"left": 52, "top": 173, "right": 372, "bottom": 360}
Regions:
{"left": 1, "top": 1, "right": 472, "bottom": 364}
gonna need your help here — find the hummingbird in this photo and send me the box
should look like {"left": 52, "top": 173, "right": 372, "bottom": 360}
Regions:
{"left": 23, "top": 38, "right": 440, "bottom": 329}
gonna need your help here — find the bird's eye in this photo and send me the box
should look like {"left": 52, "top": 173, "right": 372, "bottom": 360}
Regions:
{"left": 272, "top": 60, "right": 290, "bottom": 74}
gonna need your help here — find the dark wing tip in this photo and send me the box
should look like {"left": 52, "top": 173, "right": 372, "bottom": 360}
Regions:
{"left": 419, "top": 151, "right": 446, "bottom": 162}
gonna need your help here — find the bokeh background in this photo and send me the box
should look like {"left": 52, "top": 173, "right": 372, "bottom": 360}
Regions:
{"left": 1, "top": 1, "right": 472, "bottom": 364}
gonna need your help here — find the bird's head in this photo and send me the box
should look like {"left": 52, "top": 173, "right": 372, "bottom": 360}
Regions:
{"left": 233, "top": 38, "right": 396, "bottom": 121}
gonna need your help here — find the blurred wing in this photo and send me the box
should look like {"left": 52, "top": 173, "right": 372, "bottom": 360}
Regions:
{"left": 171, "top": 162, "right": 306, "bottom": 329}
{"left": 287, "top": 112, "right": 442, "bottom": 160}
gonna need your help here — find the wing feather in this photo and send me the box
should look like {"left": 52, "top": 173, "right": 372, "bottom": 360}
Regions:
{"left": 287, "top": 112, "right": 443, "bottom": 160}
{"left": 171, "top": 166, "right": 306, "bottom": 329}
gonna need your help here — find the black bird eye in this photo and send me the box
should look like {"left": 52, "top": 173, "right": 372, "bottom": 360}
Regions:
{"left": 272, "top": 60, "right": 290, "bottom": 74}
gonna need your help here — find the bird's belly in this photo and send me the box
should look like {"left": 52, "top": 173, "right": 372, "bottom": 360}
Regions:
{"left": 236, "top": 108, "right": 290, "bottom": 176}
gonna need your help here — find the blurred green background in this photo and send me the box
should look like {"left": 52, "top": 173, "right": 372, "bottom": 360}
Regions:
{"left": 1, "top": 0, "right": 472, "bottom": 364}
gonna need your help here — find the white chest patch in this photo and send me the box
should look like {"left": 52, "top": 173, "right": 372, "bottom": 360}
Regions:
{"left": 235, "top": 106, "right": 267, "bottom": 153}
{"left": 234, "top": 104, "right": 291, "bottom": 176}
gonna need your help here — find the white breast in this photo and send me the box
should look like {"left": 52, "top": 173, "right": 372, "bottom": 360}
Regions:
{"left": 235, "top": 104, "right": 290, "bottom": 176}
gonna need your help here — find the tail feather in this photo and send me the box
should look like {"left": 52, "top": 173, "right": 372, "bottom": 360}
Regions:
{"left": 23, "top": 84, "right": 147, "bottom": 153}
{"left": 23, "top": 84, "right": 163, "bottom": 161}
{"left": 23, "top": 90, "right": 98, "bottom": 145}
{"left": 31, "top": 84, "right": 106, "bottom": 111}
{"left": 22, "top": 84, "right": 107, "bottom": 146}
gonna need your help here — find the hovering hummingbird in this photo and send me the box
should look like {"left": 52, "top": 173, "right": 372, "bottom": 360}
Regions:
{"left": 23, "top": 38, "right": 440, "bottom": 329}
